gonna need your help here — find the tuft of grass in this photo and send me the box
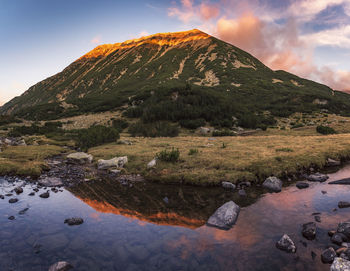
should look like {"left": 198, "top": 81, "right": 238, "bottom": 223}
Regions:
{"left": 188, "top": 148, "right": 199, "bottom": 155}
{"left": 156, "top": 148, "right": 180, "bottom": 163}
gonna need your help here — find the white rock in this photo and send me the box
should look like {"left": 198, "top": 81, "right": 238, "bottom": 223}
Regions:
{"left": 97, "top": 156, "right": 128, "bottom": 170}
{"left": 67, "top": 152, "right": 93, "bottom": 164}
{"left": 331, "top": 257, "right": 350, "bottom": 271}
{"left": 147, "top": 159, "right": 157, "bottom": 169}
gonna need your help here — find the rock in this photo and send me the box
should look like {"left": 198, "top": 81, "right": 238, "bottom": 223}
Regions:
{"left": 339, "top": 202, "right": 350, "bottom": 208}
{"left": 222, "top": 181, "right": 235, "bottom": 190}
{"left": 198, "top": 127, "right": 211, "bottom": 135}
{"left": 97, "top": 156, "right": 128, "bottom": 170}
{"left": 64, "top": 217, "right": 84, "bottom": 226}
{"left": 322, "top": 190, "right": 327, "bottom": 194}
{"left": 17, "top": 139, "right": 26, "bottom": 146}
{"left": 338, "top": 222, "right": 350, "bottom": 239}
{"left": 296, "top": 182, "right": 309, "bottom": 189}
{"left": 314, "top": 215, "right": 321, "bottom": 222}
{"left": 48, "top": 261, "right": 73, "bottom": 271}
{"left": 307, "top": 173, "right": 329, "bottom": 182}
{"left": 276, "top": 234, "right": 296, "bottom": 253}
{"left": 14, "top": 187, "right": 23, "bottom": 194}
{"left": 18, "top": 208, "right": 29, "bottom": 215}
{"left": 238, "top": 189, "right": 247, "bottom": 197}
{"left": 321, "top": 247, "right": 337, "bottom": 263}
{"left": 333, "top": 233, "right": 347, "bottom": 245}
{"left": 327, "top": 158, "right": 341, "bottom": 167}
{"left": 238, "top": 181, "right": 251, "bottom": 188}
{"left": 262, "top": 176, "right": 282, "bottom": 192}
{"left": 8, "top": 216, "right": 15, "bottom": 220}
{"left": 163, "top": 197, "right": 169, "bottom": 204}
{"left": 8, "top": 198, "right": 18, "bottom": 203}
{"left": 206, "top": 201, "right": 240, "bottom": 230}
{"left": 118, "top": 140, "right": 132, "bottom": 145}
{"left": 147, "top": 159, "right": 157, "bottom": 169}
{"left": 302, "top": 222, "right": 316, "bottom": 240}
{"left": 341, "top": 249, "right": 350, "bottom": 261}
{"left": 331, "top": 257, "right": 350, "bottom": 271}
{"left": 5, "top": 193, "right": 13, "bottom": 196}
{"left": 109, "top": 169, "right": 121, "bottom": 175}
{"left": 330, "top": 178, "right": 350, "bottom": 185}
{"left": 39, "top": 192, "right": 50, "bottom": 198}
{"left": 33, "top": 188, "right": 39, "bottom": 192}
{"left": 67, "top": 152, "right": 93, "bottom": 164}
{"left": 0, "top": 195, "right": 4, "bottom": 199}
{"left": 38, "top": 177, "right": 63, "bottom": 187}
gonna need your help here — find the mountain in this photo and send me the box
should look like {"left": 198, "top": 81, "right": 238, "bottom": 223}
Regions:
{"left": 2, "top": 29, "right": 350, "bottom": 125}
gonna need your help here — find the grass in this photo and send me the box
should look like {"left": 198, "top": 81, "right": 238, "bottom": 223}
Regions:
{"left": 0, "top": 145, "right": 65, "bottom": 177}
{"left": 89, "top": 134, "right": 350, "bottom": 185}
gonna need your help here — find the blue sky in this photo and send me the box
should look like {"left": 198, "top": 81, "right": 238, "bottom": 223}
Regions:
{"left": 1, "top": 0, "right": 350, "bottom": 105}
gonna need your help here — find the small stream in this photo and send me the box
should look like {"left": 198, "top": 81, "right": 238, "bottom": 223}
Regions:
{"left": 1, "top": 164, "right": 350, "bottom": 270}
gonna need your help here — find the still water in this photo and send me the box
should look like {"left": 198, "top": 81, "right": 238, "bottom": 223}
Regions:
{"left": 1, "top": 165, "right": 350, "bottom": 270}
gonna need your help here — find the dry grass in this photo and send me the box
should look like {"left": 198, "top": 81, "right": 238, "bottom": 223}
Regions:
{"left": 0, "top": 145, "right": 65, "bottom": 177}
{"left": 89, "top": 134, "right": 350, "bottom": 185}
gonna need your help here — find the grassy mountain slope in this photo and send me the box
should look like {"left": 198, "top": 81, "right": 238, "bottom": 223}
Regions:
{"left": 2, "top": 29, "right": 350, "bottom": 124}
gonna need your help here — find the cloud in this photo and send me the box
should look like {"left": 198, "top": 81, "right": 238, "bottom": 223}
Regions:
{"left": 167, "top": 0, "right": 350, "bottom": 91}
{"left": 90, "top": 35, "right": 101, "bottom": 44}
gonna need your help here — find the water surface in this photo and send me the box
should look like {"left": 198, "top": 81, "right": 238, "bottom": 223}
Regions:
{"left": 1, "top": 165, "right": 350, "bottom": 270}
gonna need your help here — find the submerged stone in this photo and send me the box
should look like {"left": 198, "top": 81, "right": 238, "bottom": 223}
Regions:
{"left": 48, "top": 261, "right": 73, "bottom": 271}
{"left": 64, "top": 217, "right": 84, "bottom": 226}
{"left": 276, "top": 234, "right": 296, "bottom": 253}
{"left": 263, "top": 176, "right": 282, "bottom": 192}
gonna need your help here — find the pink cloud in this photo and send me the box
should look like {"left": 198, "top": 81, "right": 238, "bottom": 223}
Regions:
{"left": 168, "top": 0, "right": 350, "bottom": 91}
{"left": 90, "top": 35, "right": 101, "bottom": 44}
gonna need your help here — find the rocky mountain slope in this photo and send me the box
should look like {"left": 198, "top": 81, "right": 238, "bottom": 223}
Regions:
{"left": 2, "top": 29, "right": 350, "bottom": 122}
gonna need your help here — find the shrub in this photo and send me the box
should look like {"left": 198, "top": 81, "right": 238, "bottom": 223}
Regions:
{"left": 188, "top": 149, "right": 198, "bottom": 155}
{"left": 75, "top": 125, "right": 119, "bottom": 150}
{"left": 179, "top": 119, "right": 205, "bottom": 129}
{"left": 0, "top": 116, "right": 22, "bottom": 126}
{"left": 316, "top": 125, "right": 336, "bottom": 135}
{"left": 112, "top": 119, "right": 129, "bottom": 131}
{"left": 291, "top": 123, "right": 304, "bottom": 129}
{"left": 156, "top": 148, "right": 180, "bottom": 162}
{"left": 8, "top": 122, "right": 63, "bottom": 137}
{"left": 128, "top": 121, "right": 179, "bottom": 137}
{"left": 212, "top": 130, "right": 235, "bottom": 137}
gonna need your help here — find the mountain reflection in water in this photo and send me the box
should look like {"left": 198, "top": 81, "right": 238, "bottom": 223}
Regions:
{"left": 1, "top": 165, "right": 350, "bottom": 270}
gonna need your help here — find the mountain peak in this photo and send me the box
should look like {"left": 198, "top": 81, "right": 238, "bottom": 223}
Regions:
{"left": 80, "top": 29, "right": 210, "bottom": 60}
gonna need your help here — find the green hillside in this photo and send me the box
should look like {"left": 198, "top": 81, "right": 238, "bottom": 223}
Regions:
{"left": 2, "top": 29, "right": 350, "bottom": 128}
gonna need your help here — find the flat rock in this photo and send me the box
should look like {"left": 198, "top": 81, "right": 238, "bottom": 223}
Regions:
{"left": 322, "top": 247, "right": 337, "bottom": 263}
{"left": 263, "top": 176, "right": 282, "bottom": 192}
{"left": 64, "top": 217, "right": 84, "bottom": 226}
{"left": 67, "top": 152, "right": 93, "bottom": 164}
{"left": 276, "top": 234, "right": 296, "bottom": 253}
{"left": 38, "top": 177, "right": 63, "bottom": 187}
{"left": 296, "top": 182, "right": 309, "bottom": 189}
{"left": 330, "top": 178, "right": 350, "bottom": 185}
{"left": 206, "top": 201, "right": 240, "bottom": 230}
{"left": 307, "top": 173, "right": 329, "bottom": 182}
{"left": 337, "top": 222, "right": 350, "bottom": 239}
{"left": 302, "top": 222, "right": 316, "bottom": 240}
{"left": 331, "top": 257, "right": 350, "bottom": 271}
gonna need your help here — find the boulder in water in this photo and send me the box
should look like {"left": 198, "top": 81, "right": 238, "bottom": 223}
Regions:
{"left": 276, "top": 234, "right": 296, "bottom": 253}
{"left": 67, "top": 152, "right": 93, "bottom": 164}
{"left": 206, "top": 201, "right": 240, "bottom": 230}
{"left": 263, "top": 176, "right": 282, "bottom": 192}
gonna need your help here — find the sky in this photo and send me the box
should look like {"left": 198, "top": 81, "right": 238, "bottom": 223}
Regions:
{"left": 1, "top": 0, "right": 350, "bottom": 106}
